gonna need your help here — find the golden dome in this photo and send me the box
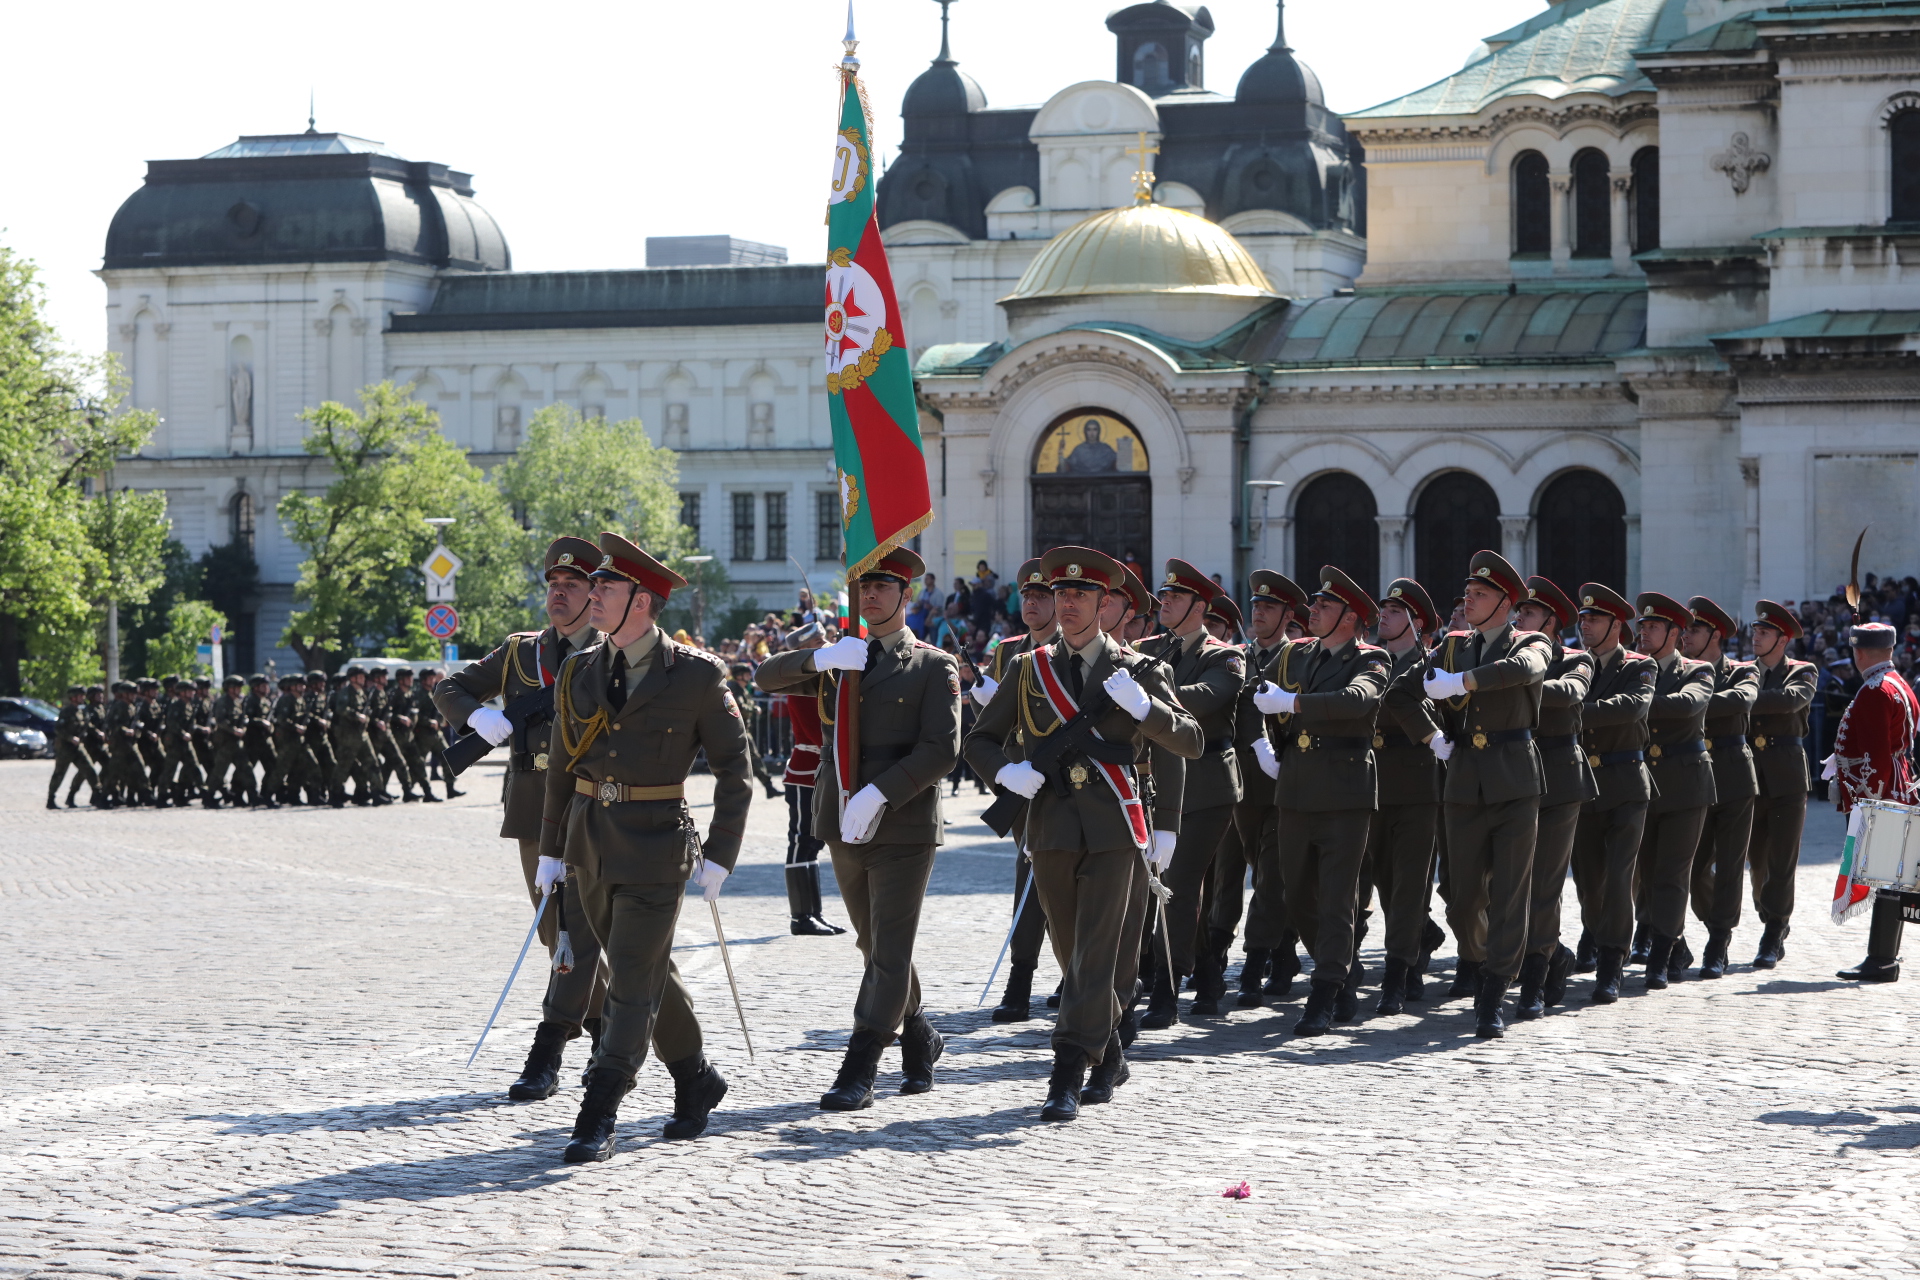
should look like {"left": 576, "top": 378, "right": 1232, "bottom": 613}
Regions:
{"left": 1001, "top": 202, "right": 1276, "bottom": 304}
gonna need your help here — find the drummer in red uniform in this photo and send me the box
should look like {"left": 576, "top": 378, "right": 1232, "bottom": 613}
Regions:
{"left": 780, "top": 622, "right": 846, "bottom": 937}
{"left": 1829, "top": 621, "right": 1920, "bottom": 982}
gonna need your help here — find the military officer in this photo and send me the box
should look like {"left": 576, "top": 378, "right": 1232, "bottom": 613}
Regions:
{"left": 964, "top": 547, "right": 1201, "bottom": 1120}
{"left": 1206, "top": 593, "right": 1244, "bottom": 644}
{"left": 1682, "top": 596, "right": 1760, "bottom": 979}
{"left": 1138, "top": 559, "right": 1246, "bottom": 1027}
{"left": 1391, "top": 550, "right": 1550, "bottom": 1039}
{"left": 1632, "top": 592, "right": 1717, "bottom": 988}
{"left": 978, "top": 558, "right": 1058, "bottom": 1022}
{"left": 541, "top": 532, "right": 750, "bottom": 1162}
{"left": 1367, "top": 578, "right": 1446, "bottom": 1016}
{"left": 436, "top": 536, "right": 608, "bottom": 1100}
{"left": 757, "top": 545, "right": 961, "bottom": 1112}
{"left": 1510, "top": 577, "right": 1595, "bottom": 1018}
{"left": 1745, "top": 600, "right": 1816, "bottom": 968}
{"left": 1829, "top": 621, "right": 1920, "bottom": 983}
{"left": 1252, "top": 565, "right": 1389, "bottom": 1034}
{"left": 47, "top": 686, "right": 101, "bottom": 810}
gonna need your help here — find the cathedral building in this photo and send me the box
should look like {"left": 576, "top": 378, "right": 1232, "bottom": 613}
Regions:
{"left": 100, "top": 0, "right": 1920, "bottom": 670}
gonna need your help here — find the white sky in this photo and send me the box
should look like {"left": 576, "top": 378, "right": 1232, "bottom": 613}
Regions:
{"left": 3, "top": 0, "right": 1544, "bottom": 358}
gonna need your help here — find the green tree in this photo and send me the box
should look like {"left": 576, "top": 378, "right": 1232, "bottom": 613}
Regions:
{"left": 497, "top": 404, "right": 695, "bottom": 561}
{"left": 277, "top": 382, "right": 524, "bottom": 667}
{"left": 120, "top": 539, "right": 196, "bottom": 678}
{"left": 147, "top": 600, "right": 227, "bottom": 678}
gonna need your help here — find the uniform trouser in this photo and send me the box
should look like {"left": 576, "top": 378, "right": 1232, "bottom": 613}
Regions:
{"left": 515, "top": 837, "right": 606, "bottom": 1026}
{"left": 1277, "top": 806, "right": 1372, "bottom": 982}
{"left": 1747, "top": 789, "right": 1809, "bottom": 926}
{"left": 247, "top": 738, "right": 276, "bottom": 776}
{"left": 1636, "top": 804, "right": 1711, "bottom": 941}
{"left": 1443, "top": 796, "right": 1539, "bottom": 980}
{"left": 111, "top": 745, "right": 151, "bottom": 801}
{"left": 1153, "top": 804, "right": 1237, "bottom": 976}
{"left": 1031, "top": 846, "right": 1137, "bottom": 1064}
{"left": 1009, "top": 854, "right": 1050, "bottom": 968}
{"left": 138, "top": 739, "right": 165, "bottom": 784}
{"left": 1862, "top": 892, "right": 1906, "bottom": 961}
{"left": 828, "top": 840, "right": 937, "bottom": 1042}
{"left": 164, "top": 738, "right": 204, "bottom": 795}
{"left": 1205, "top": 819, "right": 1249, "bottom": 938}
{"left": 1115, "top": 852, "right": 1151, "bottom": 1004}
{"left": 1690, "top": 794, "right": 1756, "bottom": 934}
{"left": 1572, "top": 800, "right": 1648, "bottom": 952}
{"left": 1526, "top": 799, "right": 1583, "bottom": 960}
{"left": 210, "top": 741, "right": 255, "bottom": 801}
{"left": 1234, "top": 798, "right": 1292, "bottom": 951}
{"left": 785, "top": 783, "right": 824, "bottom": 864}
{"left": 264, "top": 736, "right": 307, "bottom": 798}
{"left": 330, "top": 733, "right": 376, "bottom": 794}
{"left": 570, "top": 867, "right": 702, "bottom": 1079}
{"left": 396, "top": 738, "right": 430, "bottom": 790}
{"left": 48, "top": 743, "right": 99, "bottom": 799}
{"left": 1368, "top": 801, "right": 1439, "bottom": 965}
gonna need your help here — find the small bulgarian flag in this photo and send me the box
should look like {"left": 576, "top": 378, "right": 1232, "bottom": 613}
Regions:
{"left": 824, "top": 8, "right": 934, "bottom": 580}
{"left": 1833, "top": 806, "right": 1873, "bottom": 923}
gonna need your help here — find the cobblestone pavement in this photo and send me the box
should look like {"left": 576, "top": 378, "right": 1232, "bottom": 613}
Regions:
{"left": 3, "top": 758, "right": 1918, "bottom": 1279}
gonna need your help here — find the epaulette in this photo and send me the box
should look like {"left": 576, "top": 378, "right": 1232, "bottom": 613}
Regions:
{"left": 1623, "top": 650, "right": 1650, "bottom": 661}
{"left": 1446, "top": 630, "right": 1473, "bottom": 639}
{"left": 686, "top": 646, "right": 728, "bottom": 672}
{"left": 1356, "top": 640, "right": 1384, "bottom": 652}
{"left": 912, "top": 636, "right": 941, "bottom": 651}
{"left": 508, "top": 630, "right": 541, "bottom": 639}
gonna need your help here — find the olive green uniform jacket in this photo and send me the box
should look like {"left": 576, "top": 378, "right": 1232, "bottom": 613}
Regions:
{"left": 1538, "top": 641, "right": 1598, "bottom": 806}
{"left": 1266, "top": 635, "right": 1390, "bottom": 813}
{"left": 1580, "top": 647, "right": 1657, "bottom": 809}
{"left": 1646, "top": 650, "right": 1718, "bottom": 813}
{"left": 1390, "top": 623, "right": 1551, "bottom": 805}
{"left": 1750, "top": 658, "right": 1816, "bottom": 796}
{"left": 1141, "top": 629, "right": 1245, "bottom": 812}
{"left": 1373, "top": 642, "right": 1443, "bottom": 805}
{"left": 1703, "top": 657, "right": 1760, "bottom": 802}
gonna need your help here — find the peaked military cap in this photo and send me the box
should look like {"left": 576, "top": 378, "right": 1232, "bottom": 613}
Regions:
{"left": 544, "top": 536, "right": 602, "bottom": 582}
{"left": 1635, "top": 592, "right": 1691, "bottom": 630}
{"left": 1380, "top": 577, "right": 1440, "bottom": 633}
{"left": 856, "top": 545, "right": 925, "bottom": 584}
{"left": 1522, "top": 577, "right": 1578, "bottom": 631}
{"left": 592, "top": 531, "right": 687, "bottom": 601}
{"left": 1039, "top": 546, "right": 1125, "bottom": 592}
{"left": 1465, "top": 549, "right": 1524, "bottom": 600}
{"left": 1578, "top": 584, "right": 1633, "bottom": 623}
{"left": 1752, "top": 599, "right": 1804, "bottom": 639}
{"left": 1314, "top": 565, "right": 1379, "bottom": 626}
{"left": 1688, "top": 595, "right": 1738, "bottom": 638}
{"left": 1248, "top": 570, "right": 1308, "bottom": 612}
{"left": 1208, "top": 594, "right": 1243, "bottom": 630}
{"left": 1159, "top": 557, "right": 1222, "bottom": 603}
{"left": 1120, "top": 563, "right": 1154, "bottom": 617}
{"left": 1015, "top": 557, "right": 1050, "bottom": 593}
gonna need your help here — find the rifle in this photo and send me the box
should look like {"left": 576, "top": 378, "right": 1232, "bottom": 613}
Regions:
{"left": 442, "top": 683, "right": 556, "bottom": 777}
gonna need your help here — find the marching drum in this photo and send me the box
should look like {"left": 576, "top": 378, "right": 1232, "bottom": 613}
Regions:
{"left": 1853, "top": 799, "right": 1920, "bottom": 891}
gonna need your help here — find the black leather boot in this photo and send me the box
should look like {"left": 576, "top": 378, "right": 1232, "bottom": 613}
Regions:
{"left": 661, "top": 1053, "right": 728, "bottom": 1140}
{"left": 579, "top": 1017, "right": 604, "bottom": 1087}
{"left": 1334, "top": 955, "right": 1364, "bottom": 1023}
{"left": 787, "top": 862, "right": 845, "bottom": 936}
{"left": 1449, "top": 958, "right": 1483, "bottom": 998}
{"left": 1629, "top": 922, "right": 1651, "bottom": 966}
{"left": 1419, "top": 918, "right": 1446, "bottom": 975}
{"left": 899, "top": 1012, "right": 944, "bottom": 1095}
{"left": 1189, "top": 950, "right": 1226, "bottom": 1017}
{"left": 1574, "top": 930, "right": 1598, "bottom": 974}
{"left": 1404, "top": 962, "right": 1425, "bottom": 1003}
{"left": 45, "top": 794, "right": 57, "bottom": 810}
{"left": 1116, "top": 1004, "right": 1141, "bottom": 1050}
{"left": 562, "top": 1067, "right": 633, "bottom": 1163}
{"left": 1140, "top": 966, "right": 1181, "bottom": 1030}
{"left": 1752, "top": 921, "right": 1787, "bottom": 969}
{"left": 1079, "top": 1032, "right": 1129, "bottom": 1105}
{"left": 1667, "top": 935, "right": 1693, "bottom": 982}
{"left": 508, "top": 1021, "right": 572, "bottom": 1101}
{"left": 1236, "top": 949, "right": 1269, "bottom": 1007}
{"left": 819, "top": 1029, "right": 887, "bottom": 1111}
{"left": 1837, "top": 955, "right": 1901, "bottom": 982}
{"left": 1514, "top": 953, "right": 1548, "bottom": 1021}
{"left": 1265, "top": 943, "right": 1300, "bottom": 999}
{"left": 1699, "top": 930, "right": 1731, "bottom": 980}
{"left": 1644, "top": 936, "right": 1674, "bottom": 990}
{"left": 1046, "top": 982, "right": 1063, "bottom": 1008}
{"left": 1473, "top": 971, "right": 1508, "bottom": 1039}
{"left": 1377, "top": 957, "right": 1408, "bottom": 1016}
{"left": 1543, "top": 943, "right": 1575, "bottom": 1007}
{"left": 1041, "top": 1047, "right": 1089, "bottom": 1122}
{"left": 1591, "top": 947, "right": 1625, "bottom": 1004}
{"left": 1839, "top": 898, "right": 1902, "bottom": 981}
{"left": 1292, "top": 978, "right": 1340, "bottom": 1037}
{"left": 991, "top": 962, "right": 1035, "bottom": 1023}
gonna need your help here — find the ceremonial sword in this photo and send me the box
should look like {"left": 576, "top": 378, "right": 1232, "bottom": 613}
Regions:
{"left": 466, "top": 885, "right": 550, "bottom": 1067}
{"left": 977, "top": 836, "right": 1037, "bottom": 1007}
{"left": 708, "top": 900, "right": 756, "bottom": 1061}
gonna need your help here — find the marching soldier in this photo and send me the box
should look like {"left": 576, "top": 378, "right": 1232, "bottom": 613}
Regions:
{"left": 304, "top": 671, "right": 336, "bottom": 804}
{"left": 161, "top": 678, "right": 204, "bottom": 807}
{"left": 541, "top": 532, "right": 750, "bottom": 1162}
{"left": 1200, "top": 591, "right": 1252, "bottom": 995}
{"left": 415, "top": 668, "right": 460, "bottom": 800}
{"left": 964, "top": 547, "right": 1200, "bottom": 1120}
{"left": 1511, "top": 578, "right": 1594, "bottom": 1018}
{"left": 207, "top": 675, "right": 256, "bottom": 807}
{"left": 1367, "top": 578, "right": 1445, "bottom": 1016}
{"left": 365, "top": 667, "right": 405, "bottom": 799}
{"left": 1632, "top": 592, "right": 1717, "bottom": 989}
{"left": 191, "top": 678, "right": 216, "bottom": 800}
{"left": 136, "top": 678, "right": 166, "bottom": 798}
{"left": 1682, "top": 596, "right": 1759, "bottom": 979}
{"left": 243, "top": 675, "right": 277, "bottom": 796}
{"left": 1745, "top": 601, "right": 1816, "bottom": 968}
{"left": 977, "top": 557, "right": 1058, "bottom": 1022}
{"left": 262, "top": 675, "right": 309, "bottom": 808}
{"left": 1830, "top": 621, "right": 1920, "bottom": 983}
{"left": 726, "top": 662, "right": 781, "bottom": 802}
{"left": 109, "top": 681, "right": 153, "bottom": 807}
{"left": 757, "top": 545, "right": 961, "bottom": 1112}
{"left": 328, "top": 667, "right": 381, "bottom": 807}
{"left": 1252, "top": 566, "right": 1388, "bottom": 1033}
{"left": 1391, "top": 550, "right": 1549, "bottom": 1039}
{"left": 435, "top": 537, "right": 608, "bottom": 1100}
{"left": 47, "top": 686, "right": 101, "bottom": 810}
{"left": 770, "top": 624, "right": 842, "bottom": 936}
{"left": 1138, "top": 559, "right": 1246, "bottom": 1027}
{"left": 81, "top": 686, "right": 110, "bottom": 795}
{"left": 386, "top": 667, "right": 434, "bottom": 802}
{"left": 1206, "top": 593, "right": 1243, "bottom": 644}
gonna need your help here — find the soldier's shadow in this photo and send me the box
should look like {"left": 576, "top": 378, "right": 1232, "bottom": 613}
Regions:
{"left": 187, "top": 1093, "right": 526, "bottom": 1134}
{"left": 743, "top": 1107, "right": 1040, "bottom": 1161}
{"left": 1736, "top": 978, "right": 1856, "bottom": 995}
{"left": 1758, "top": 1106, "right": 1920, "bottom": 1150}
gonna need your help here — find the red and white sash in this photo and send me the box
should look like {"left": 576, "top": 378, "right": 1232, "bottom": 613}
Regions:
{"left": 1030, "top": 644, "right": 1150, "bottom": 851}
{"left": 834, "top": 672, "right": 858, "bottom": 825}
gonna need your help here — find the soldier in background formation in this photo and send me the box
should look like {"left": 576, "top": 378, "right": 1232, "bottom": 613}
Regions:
{"left": 771, "top": 622, "right": 845, "bottom": 937}
{"left": 46, "top": 686, "right": 101, "bottom": 809}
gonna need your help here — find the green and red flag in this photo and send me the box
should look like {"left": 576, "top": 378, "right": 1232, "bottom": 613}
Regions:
{"left": 824, "top": 25, "right": 933, "bottom": 579}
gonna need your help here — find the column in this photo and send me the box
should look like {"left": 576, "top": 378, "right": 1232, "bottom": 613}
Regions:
{"left": 1625, "top": 514, "right": 1643, "bottom": 598}
{"left": 1274, "top": 516, "right": 1295, "bottom": 583}
{"left": 1741, "top": 458, "right": 1761, "bottom": 601}
{"left": 1549, "top": 174, "right": 1571, "bottom": 271}
{"left": 1610, "top": 174, "right": 1633, "bottom": 272}
{"left": 710, "top": 360, "right": 728, "bottom": 447}
{"left": 1499, "top": 514, "right": 1532, "bottom": 577}
{"left": 1375, "top": 516, "right": 1409, "bottom": 592}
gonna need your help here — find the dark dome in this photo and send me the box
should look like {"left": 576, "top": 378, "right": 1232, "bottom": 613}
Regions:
{"left": 904, "top": 61, "right": 987, "bottom": 115}
{"left": 1236, "top": 46, "right": 1325, "bottom": 106}
{"left": 104, "top": 132, "right": 510, "bottom": 272}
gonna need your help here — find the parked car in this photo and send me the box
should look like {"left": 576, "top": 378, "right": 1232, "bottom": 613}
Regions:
{"left": 0, "top": 697, "right": 57, "bottom": 759}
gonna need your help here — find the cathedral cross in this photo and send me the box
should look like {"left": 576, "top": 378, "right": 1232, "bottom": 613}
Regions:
{"left": 1127, "top": 131, "right": 1159, "bottom": 204}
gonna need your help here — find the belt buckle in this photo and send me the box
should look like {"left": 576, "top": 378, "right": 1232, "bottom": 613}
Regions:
{"left": 1470, "top": 731, "right": 1489, "bottom": 750}
{"left": 1703, "top": 737, "right": 1714, "bottom": 751}
{"left": 1648, "top": 743, "right": 1663, "bottom": 759}
{"left": 1586, "top": 752, "right": 1602, "bottom": 768}
{"left": 1371, "top": 733, "right": 1384, "bottom": 749}
{"left": 598, "top": 779, "right": 620, "bottom": 806}
{"left": 1296, "top": 732, "right": 1313, "bottom": 751}
{"left": 1754, "top": 734, "right": 1768, "bottom": 750}
{"left": 1068, "top": 763, "right": 1089, "bottom": 788}
{"left": 533, "top": 751, "right": 549, "bottom": 771}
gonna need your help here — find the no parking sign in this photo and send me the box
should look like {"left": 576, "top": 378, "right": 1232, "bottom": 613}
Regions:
{"left": 424, "top": 604, "right": 461, "bottom": 639}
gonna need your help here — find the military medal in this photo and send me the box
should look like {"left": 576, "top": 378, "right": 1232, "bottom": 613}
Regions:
{"left": 1371, "top": 733, "right": 1384, "bottom": 748}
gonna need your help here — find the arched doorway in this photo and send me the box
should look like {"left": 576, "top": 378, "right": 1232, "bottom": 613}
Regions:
{"left": 1414, "top": 471, "right": 1501, "bottom": 602}
{"left": 1030, "top": 410, "right": 1151, "bottom": 566}
{"left": 1535, "top": 470, "right": 1627, "bottom": 593}
{"left": 1292, "top": 472, "right": 1378, "bottom": 591}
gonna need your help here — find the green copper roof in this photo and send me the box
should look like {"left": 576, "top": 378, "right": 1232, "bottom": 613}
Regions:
{"left": 1712, "top": 310, "right": 1920, "bottom": 341}
{"left": 1348, "top": 0, "right": 1689, "bottom": 119}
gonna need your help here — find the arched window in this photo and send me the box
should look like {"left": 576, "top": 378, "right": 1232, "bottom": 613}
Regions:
{"left": 1534, "top": 470, "right": 1626, "bottom": 593}
{"left": 1631, "top": 147, "right": 1660, "bottom": 252}
{"left": 1414, "top": 472, "right": 1501, "bottom": 602}
{"left": 1892, "top": 109, "right": 1920, "bottom": 223}
{"left": 230, "top": 489, "right": 255, "bottom": 550}
{"left": 1513, "top": 151, "right": 1550, "bottom": 256}
{"left": 1573, "top": 148, "right": 1612, "bottom": 258}
{"left": 1293, "top": 473, "right": 1379, "bottom": 594}
{"left": 1133, "top": 42, "right": 1169, "bottom": 92}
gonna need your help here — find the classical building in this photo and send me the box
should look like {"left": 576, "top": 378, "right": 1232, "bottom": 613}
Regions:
{"left": 100, "top": 0, "right": 1920, "bottom": 670}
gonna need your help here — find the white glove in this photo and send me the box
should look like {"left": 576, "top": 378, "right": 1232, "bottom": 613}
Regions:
{"left": 1253, "top": 735, "right": 1280, "bottom": 779}
{"left": 1252, "top": 682, "right": 1296, "bottom": 715}
{"left": 995, "top": 760, "right": 1046, "bottom": 799}
{"left": 1150, "top": 830, "right": 1178, "bottom": 871}
{"left": 466, "top": 705, "right": 513, "bottom": 746}
{"left": 1430, "top": 733, "right": 1455, "bottom": 762}
{"left": 1822, "top": 753, "right": 1839, "bottom": 781}
{"left": 813, "top": 635, "right": 870, "bottom": 673}
{"left": 1104, "top": 669, "right": 1151, "bottom": 721}
{"left": 694, "top": 857, "right": 730, "bottom": 902}
{"left": 970, "top": 675, "right": 999, "bottom": 708}
{"left": 1423, "top": 669, "right": 1468, "bottom": 701}
{"left": 839, "top": 783, "right": 887, "bottom": 844}
{"left": 535, "top": 855, "right": 566, "bottom": 892}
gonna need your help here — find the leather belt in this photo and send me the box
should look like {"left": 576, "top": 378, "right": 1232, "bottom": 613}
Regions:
{"left": 1705, "top": 734, "right": 1748, "bottom": 751}
{"left": 1751, "top": 734, "right": 1800, "bottom": 751}
{"left": 1371, "top": 729, "right": 1418, "bottom": 750}
{"left": 1647, "top": 738, "right": 1708, "bottom": 760}
{"left": 576, "top": 776, "right": 686, "bottom": 805}
{"left": 1290, "top": 732, "right": 1369, "bottom": 752}
{"left": 1535, "top": 733, "right": 1578, "bottom": 751}
{"left": 1206, "top": 735, "right": 1237, "bottom": 754}
{"left": 1585, "top": 749, "right": 1646, "bottom": 768}
{"left": 1466, "top": 728, "right": 1532, "bottom": 750}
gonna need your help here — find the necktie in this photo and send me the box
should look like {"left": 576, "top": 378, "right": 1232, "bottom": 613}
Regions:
{"left": 609, "top": 651, "right": 628, "bottom": 705}
{"left": 867, "top": 637, "right": 883, "bottom": 673}
{"left": 1070, "top": 654, "right": 1086, "bottom": 700}
{"left": 1469, "top": 634, "right": 1485, "bottom": 669}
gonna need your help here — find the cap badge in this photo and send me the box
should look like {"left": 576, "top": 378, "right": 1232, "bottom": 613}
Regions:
{"left": 1027, "top": 572, "right": 1043, "bottom": 584}
{"left": 1067, "top": 563, "right": 1082, "bottom": 578}
{"left": 1389, "top": 586, "right": 1402, "bottom": 598}
{"left": 1476, "top": 567, "right": 1491, "bottom": 578}
{"left": 557, "top": 553, "right": 574, "bottom": 566}
{"left": 599, "top": 555, "right": 614, "bottom": 568}
{"left": 1256, "top": 584, "right": 1272, "bottom": 596}
{"left": 1164, "top": 571, "right": 1179, "bottom": 585}
{"left": 1583, "top": 595, "right": 1594, "bottom": 606}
